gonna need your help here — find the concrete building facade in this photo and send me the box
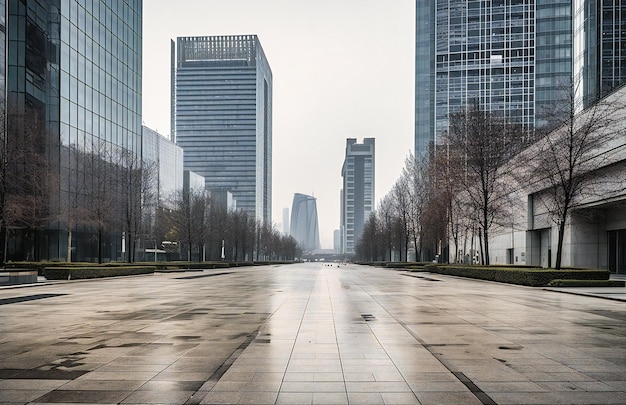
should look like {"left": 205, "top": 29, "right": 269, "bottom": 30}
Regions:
{"left": 172, "top": 35, "right": 272, "bottom": 223}
{"left": 484, "top": 86, "right": 626, "bottom": 273}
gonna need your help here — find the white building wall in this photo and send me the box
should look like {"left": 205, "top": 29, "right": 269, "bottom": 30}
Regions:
{"left": 484, "top": 85, "right": 626, "bottom": 270}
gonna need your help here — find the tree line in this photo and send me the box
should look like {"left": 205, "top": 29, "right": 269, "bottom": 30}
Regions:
{"left": 0, "top": 104, "right": 300, "bottom": 263}
{"left": 356, "top": 81, "right": 625, "bottom": 269}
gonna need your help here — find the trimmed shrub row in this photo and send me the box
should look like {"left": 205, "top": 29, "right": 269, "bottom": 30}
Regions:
{"left": 424, "top": 264, "right": 610, "bottom": 287}
{"left": 44, "top": 266, "right": 156, "bottom": 280}
{"left": 547, "top": 279, "right": 625, "bottom": 288}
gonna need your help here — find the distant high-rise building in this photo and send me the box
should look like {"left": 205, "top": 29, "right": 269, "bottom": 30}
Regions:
{"left": 290, "top": 193, "right": 320, "bottom": 252}
{"left": 210, "top": 190, "right": 237, "bottom": 212}
{"left": 341, "top": 138, "right": 375, "bottom": 255}
{"left": 282, "top": 207, "right": 290, "bottom": 236}
{"left": 142, "top": 126, "right": 184, "bottom": 208}
{"left": 172, "top": 35, "right": 272, "bottom": 223}
{"left": 0, "top": 0, "right": 6, "bottom": 103}
{"left": 4, "top": 0, "right": 142, "bottom": 261}
{"left": 333, "top": 229, "right": 341, "bottom": 254}
{"left": 415, "top": 0, "right": 626, "bottom": 159}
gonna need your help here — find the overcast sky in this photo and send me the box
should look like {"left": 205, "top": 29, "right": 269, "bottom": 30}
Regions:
{"left": 142, "top": 0, "right": 416, "bottom": 249}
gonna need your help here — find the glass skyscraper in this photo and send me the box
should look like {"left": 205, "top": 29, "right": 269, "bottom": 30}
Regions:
{"left": 341, "top": 138, "right": 375, "bottom": 255}
{"left": 0, "top": 0, "right": 5, "bottom": 103}
{"left": 5, "top": 0, "right": 142, "bottom": 261}
{"left": 416, "top": 0, "right": 626, "bottom": 158}
{"left": 574, "top": 0, "right": 626, "bottom": 107}
{"left": 415, "top": 0, "right": 571, "bottom": 157}
{"left": 290, "top": 193, "right": 320, "bottom": 252}
{"left": 172, "top": 35, "right": 272, "bottom": 223}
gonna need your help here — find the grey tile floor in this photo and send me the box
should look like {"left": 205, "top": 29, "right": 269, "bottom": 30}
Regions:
{"left": 0, "top": 263, "right": 625, "bottom": 404}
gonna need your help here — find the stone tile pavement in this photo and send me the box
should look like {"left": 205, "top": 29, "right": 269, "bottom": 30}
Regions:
{"left": 0, "top": 263, "right": 625, "bottom": 404}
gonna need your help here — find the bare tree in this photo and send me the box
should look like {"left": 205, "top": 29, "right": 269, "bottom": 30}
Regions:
{"left": 391, "top": 176, "right": 411, "bottom": 261}
{"left": 229, "top": 209, "right": 254, "bottom": 261}
{"left": 355, "top": 212, "right": 381, "bottom": 261}
{"left": 85, "top": 140, "right": 110, "bottom": 262}
{"left": 446, "top": 101, "right": 528, "bottom": 265}
{"left": 114, "top": 147, "right": 151, "bottom": 262}
{"left": 532, "top": 80, "right": 626, "bottom": 269}
{"left": 167, "top": 188, "right": 205, "bottom": 261}
{"left": 375, "top": 194, "right": 396, "bottom": 261}
{"left": 402, "top": 154, "right": 427, "bottom": 261}
{"left": 1, "top": 104, "right": 54, "bottom": 262}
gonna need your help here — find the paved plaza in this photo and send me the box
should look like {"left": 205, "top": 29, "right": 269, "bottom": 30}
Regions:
{"left": 0, "top": 263, "right": 625, "bottom": 404}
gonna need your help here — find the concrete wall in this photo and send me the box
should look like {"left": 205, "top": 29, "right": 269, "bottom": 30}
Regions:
{"left": 485, "top": 86, "right": 626, "bottom": 270}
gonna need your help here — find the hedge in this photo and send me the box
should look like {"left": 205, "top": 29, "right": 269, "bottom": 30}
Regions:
{"left": 547, "top": 279, "right": 625, "bottom": 288}
{"left": 44, "top": 266, "right": 156, "bottom": 280}
{"left": 424, "top": 264, "right": 610, "bottom": 287}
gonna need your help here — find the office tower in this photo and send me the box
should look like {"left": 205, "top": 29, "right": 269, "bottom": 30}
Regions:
{"left": 415, "top": 0, "right": 570, "bottom": 157}
{"left": 574, "top": 0, "right": 626, "bottom": 107}
{"left": 341, "top": 138, "right": 375, "bottom": 255}
{"left": 172, "top": 35, "right": 272, "bottom": 223}
{"left": 290, "top": 193, "right": 320, "bottom": 252}
{"left": 210, "top": 190, "right": 237, "bottom": 213}
{"left": 4, "top": 0, "right": 142, "bottom": 262}
{"left": 0, "top": 0, "right": 5, "bottom": 103}
{"left": 333, "top": 229, "right": 341, "bottom": 254}
{"left": 282, "top": 207, "right": 290, "bottom": 236}
{"left": 142, "top": 126, "right": 184, "bottom": 208}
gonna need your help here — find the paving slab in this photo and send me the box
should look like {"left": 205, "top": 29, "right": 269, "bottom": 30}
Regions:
{"left": 0, "top": 263, "right": 625, "bottom": 404}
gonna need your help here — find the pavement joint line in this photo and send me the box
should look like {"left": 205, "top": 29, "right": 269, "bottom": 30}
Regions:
{"left": 175, "top": 272, "right": 233, "bottom": 280}
{"left": 186, "top": 268, "right": 316, "bottom": 405}
{"left": 0, "top": 293, "right": 68, "bottom": 305}
{"left": 400, "top": 320, "right": 498, "bottom": 405}
{"left": 543, "top": 288, "right": 626, "bottom": 302}
{"left": 363, "top": 279, "right": 498, "bottom": 405}
{"left": 184, "top": 329, "right": 260, "bottom": 405}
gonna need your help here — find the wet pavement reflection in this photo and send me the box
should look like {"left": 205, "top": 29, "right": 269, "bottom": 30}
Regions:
{"left": 0, "top": 262, "right": 625, "bottom": 404}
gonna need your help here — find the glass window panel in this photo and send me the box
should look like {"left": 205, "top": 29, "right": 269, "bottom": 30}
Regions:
{"left": 70, "top": 101, "right": 78, "bottom": 128}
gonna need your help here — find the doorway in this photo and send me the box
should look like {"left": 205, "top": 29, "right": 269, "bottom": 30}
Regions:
{"left": 608, "top": 230, "right": 626, "bottom": 274}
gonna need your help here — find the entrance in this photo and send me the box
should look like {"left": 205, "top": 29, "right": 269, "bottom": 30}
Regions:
{"left": 608, "top": 230, "right": 626, "bottom": 274}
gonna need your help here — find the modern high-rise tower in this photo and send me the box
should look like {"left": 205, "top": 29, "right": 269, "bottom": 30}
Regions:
{"left": 573, "top": 0, "right": 626, "bottom": 107}
{"left": 4, "top": 0, "right": 142, "bottom": 261}
{"left": 290, "top": 193, "right": 320, "bottom": 252}
{"left": 172, "top": 35, "right": 273, "bottom": 223}
{"left": 415, "top": 0, "right": 626, "bottom": 159}
{"left": 341, "top": 138, "right": 375, "bottom": 255}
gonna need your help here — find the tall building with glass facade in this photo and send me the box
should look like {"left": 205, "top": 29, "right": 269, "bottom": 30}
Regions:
{"left": 0, "top": 0, "right": 6, "bottom": 103}
{"left": 416, "top": 0, "right": 571, "bottom": 157}
{"left": 4, "top": 0, "right": 142, "bottom": 261}
{"left": 172, "top": 35, "right": 272, "bottom": 223}
{"left": 341, "top": 138, "right": 375, "bottom": 255}
{"left": 574, "top": 0, "right": 626, "bottom": 107}
{"left": 290, "top": 193, "right": 320, "bottom": 252}
{"left": 415, "top": 0, "right": 626, "bottom": 158}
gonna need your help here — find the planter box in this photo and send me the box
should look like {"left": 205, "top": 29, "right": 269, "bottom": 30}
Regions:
{"left": 0, "top": 270, "right": 38, "bottom": 285}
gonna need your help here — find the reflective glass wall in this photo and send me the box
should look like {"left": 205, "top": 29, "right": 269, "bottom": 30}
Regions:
{"left": 341, "top": 138, "right": 375, "bottom": 255}
{"left": 416, "top": 0, "right": 579, "bottom": 156}
{"left": 174, "top": 35, "right": 272, "bottom": 223}
{"left": 6, "top": 0, "right": 142, "bottom": 261}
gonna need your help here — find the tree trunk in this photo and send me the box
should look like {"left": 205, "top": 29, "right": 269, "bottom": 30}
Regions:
{"left": 97, "top": 228, "right": 103, "bottom": 264}
{"left": 483, "top": 227, "right": 489, "bottom": 265}
{"left": 67, "top": 229, "right": 72, "bottom": 262}
{"left": 555, "top": 218, "right": 567, "bottom": 270}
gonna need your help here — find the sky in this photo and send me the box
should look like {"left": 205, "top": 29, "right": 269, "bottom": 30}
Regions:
{"left": 142, "top": 0, "right": 416, "bottom": 249}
